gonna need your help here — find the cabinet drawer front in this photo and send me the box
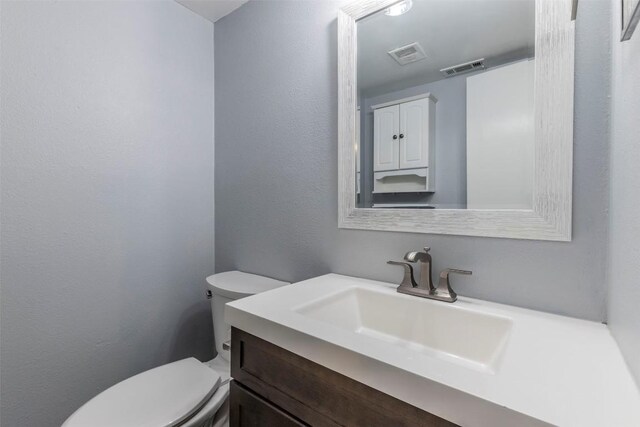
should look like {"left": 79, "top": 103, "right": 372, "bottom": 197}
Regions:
{"left": 230, "top": 381, "right": 306, "bottom": 427}
{"left": 231, "top": 328, "right": 457, "bottom": 427}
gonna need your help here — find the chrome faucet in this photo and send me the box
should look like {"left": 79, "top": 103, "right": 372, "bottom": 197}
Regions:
{"left": 387, "top": 247, "right": 471, "bottom": 303}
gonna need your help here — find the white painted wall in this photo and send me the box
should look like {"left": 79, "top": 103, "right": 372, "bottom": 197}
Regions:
{"left": 0, "top": 1, "right": 215, "bottom": 425}
{"left": 466, "top": 59, "right": 535, "bottom": 209}
{"left": 607, "top": 0, "right": 640, "bottom": 386}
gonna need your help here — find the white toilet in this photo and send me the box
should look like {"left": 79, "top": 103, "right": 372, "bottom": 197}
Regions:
{"left": 62, "top": 271, "right": 288, "bottom": 427}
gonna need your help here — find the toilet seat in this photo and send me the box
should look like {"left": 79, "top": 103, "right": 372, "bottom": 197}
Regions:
{"left": 62, "top": 271, "right": 281, "bottom": 427}
{"left": 62, "top": 358, "right": 221, "bottom": 427}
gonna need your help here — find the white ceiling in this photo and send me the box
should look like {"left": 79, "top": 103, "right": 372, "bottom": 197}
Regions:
{"left": 358, "top": 0, "right": 535, "bottom": 96}
{"left": 175, "top": 0, "right": 249, "bottom": 23}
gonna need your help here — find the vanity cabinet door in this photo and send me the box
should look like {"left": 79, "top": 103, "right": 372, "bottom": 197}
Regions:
{"left": 230, "top": 381, "right": 306, "bottom": 427}
{"left": 399, "top": 97, "right": 433, "bottom": 170}
{"left": 373, "top": 104, "right": 400, "bottom": 171}
{"left": 231, "top": 328, "right": 457, "bottom": 427}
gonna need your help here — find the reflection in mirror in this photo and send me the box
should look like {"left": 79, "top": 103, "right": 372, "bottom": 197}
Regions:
{"left": 355, "top": 0, "right": 535, "bottom": 210}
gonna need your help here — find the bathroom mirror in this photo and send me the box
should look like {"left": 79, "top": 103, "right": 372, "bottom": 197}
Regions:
{"left": 339, "top": 0, "right": 575, "bottom": 240}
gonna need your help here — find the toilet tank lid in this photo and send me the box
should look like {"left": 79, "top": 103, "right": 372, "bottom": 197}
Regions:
{"left": 62, "top": 358, "right": 220, "bottom": 427}
{"left": 206, "top": 271, "right": 289, "bottom": 299}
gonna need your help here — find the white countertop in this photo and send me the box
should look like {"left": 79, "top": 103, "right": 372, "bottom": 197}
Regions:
{"left": 225, "top": 274, "right": 640, "bottom": 426}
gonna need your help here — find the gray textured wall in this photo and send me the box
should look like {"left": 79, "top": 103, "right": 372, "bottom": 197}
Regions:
{"left": 0, "top": 1, "right": 215, "bottom": 426}
{"left": 361, "top": 76, "right": 468, "bottom": 208}
{"left": 215, "top": 0, "right": 610, "bottom": 321}
{"left": 608, "top": 0, "right": 640, "bottom": 385}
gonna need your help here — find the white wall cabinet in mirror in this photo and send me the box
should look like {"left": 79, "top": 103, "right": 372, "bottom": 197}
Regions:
{"left": 339, "top": 0, "right": 575, "bottom": 241}
{"left": 372, "top": 94, "right": 436, "bottom": 199}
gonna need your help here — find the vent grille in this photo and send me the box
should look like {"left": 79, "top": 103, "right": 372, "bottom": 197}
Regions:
{"left": 440, "top": 58, "right": 486, "bottom": 77}
{"left": 388, "top": 42, "right": 427, "bottom": 66}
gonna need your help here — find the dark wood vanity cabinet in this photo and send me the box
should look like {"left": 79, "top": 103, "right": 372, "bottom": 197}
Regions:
{"left": 229, "top": 328, "right": 457, "bottom": 427}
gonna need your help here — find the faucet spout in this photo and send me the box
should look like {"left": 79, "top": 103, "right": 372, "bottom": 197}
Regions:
{"left": 403, "top": 247, "right": 434, "bottom": 291}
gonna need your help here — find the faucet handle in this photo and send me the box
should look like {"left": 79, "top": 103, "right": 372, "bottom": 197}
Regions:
{"left": 423, "top": 247, "right": 431, "bottom": 253}
{"left": 387, "top": 261, "right": 418, "bottom": 289}
{"left": 436, "top": 268, "right": 472, "bottom": 302}
{"left": 442, "top": 268, "right": 472, "bottom": 276}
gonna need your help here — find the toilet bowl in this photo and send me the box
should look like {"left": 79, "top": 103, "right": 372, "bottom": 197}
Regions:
{"left": 62, "top": 271, "right": 289, "bottom": 427}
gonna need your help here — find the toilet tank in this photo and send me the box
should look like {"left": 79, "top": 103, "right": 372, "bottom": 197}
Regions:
{"left": 206, "top": 271, "right": 289, "bottom": 361}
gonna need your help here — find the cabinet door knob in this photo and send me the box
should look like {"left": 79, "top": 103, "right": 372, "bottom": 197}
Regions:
{"left": 393, "top": 135, "right": 398, "bottom": 140}
{"left": 399, "top": 134, "right": 404, "bottom": 139}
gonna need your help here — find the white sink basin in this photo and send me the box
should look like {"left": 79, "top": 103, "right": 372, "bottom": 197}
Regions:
{"left": 295, "top": 286, "right": 512, "bottom": 373}
{"left": 226, "top": 274, "right": 640, "bottom": 426}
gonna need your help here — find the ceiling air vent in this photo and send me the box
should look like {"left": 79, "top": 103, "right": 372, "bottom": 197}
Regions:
{"left": 388, "top": 42, "right": 427, "bottom": 66}
{"left": 440, "top": 58, "right": 486, "bottom": 77}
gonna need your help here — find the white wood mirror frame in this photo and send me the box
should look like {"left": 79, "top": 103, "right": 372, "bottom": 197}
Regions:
{"left": 338, "top": 0, "right": 575, "bottom": 241}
